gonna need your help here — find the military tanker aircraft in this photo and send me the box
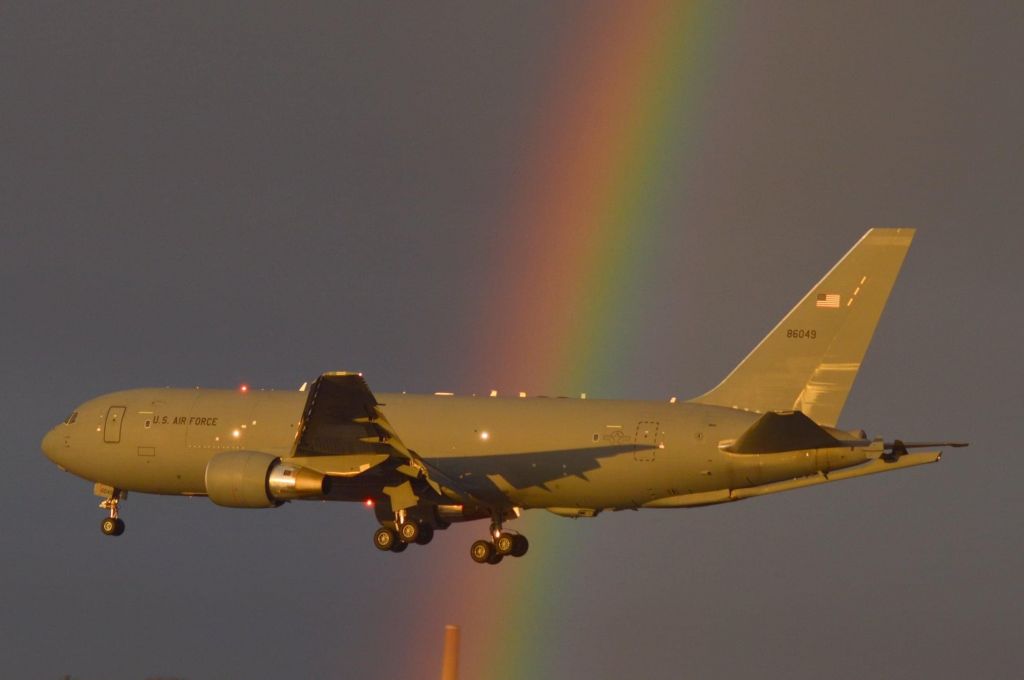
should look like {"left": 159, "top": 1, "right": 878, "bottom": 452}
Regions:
{"left": 41, "top": 228, "right": 965, "bottom": 564}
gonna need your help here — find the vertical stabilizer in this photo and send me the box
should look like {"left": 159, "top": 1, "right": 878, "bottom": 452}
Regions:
{"left": 689, "top": 228, "right": 914, "bottom": 427}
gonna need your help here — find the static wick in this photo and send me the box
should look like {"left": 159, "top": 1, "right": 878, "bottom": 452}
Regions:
{"left": 441, "top": 624, "right": 460, "bottom": 680}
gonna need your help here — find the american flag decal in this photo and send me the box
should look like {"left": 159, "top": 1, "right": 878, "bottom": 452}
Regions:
{"left": 816, "top": 293, "right": 841, "bottom": 308}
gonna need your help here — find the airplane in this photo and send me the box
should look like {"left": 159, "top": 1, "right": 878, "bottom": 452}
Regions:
{"left": 41, "top": 228, "right": 966, "bottom": 564}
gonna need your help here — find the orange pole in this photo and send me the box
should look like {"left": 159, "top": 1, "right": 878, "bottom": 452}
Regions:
{"left": 441, "top": 624, "right": 460, "bottom": 680}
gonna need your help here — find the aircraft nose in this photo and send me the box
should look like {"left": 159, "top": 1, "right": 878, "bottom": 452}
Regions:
{"left": 41, "top": 427, "right": 62, "bottom": 464}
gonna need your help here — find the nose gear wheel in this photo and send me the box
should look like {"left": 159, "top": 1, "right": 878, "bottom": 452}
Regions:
{"left": 98, "top": 488, "right": 125, "bottom": 537}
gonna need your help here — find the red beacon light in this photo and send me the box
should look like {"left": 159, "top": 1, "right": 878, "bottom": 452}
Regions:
{"left": 239, "top": 384, "right": 249, "bottom": 393}
{"left": 364, "top": 498, "right": 375, "bottom": 509}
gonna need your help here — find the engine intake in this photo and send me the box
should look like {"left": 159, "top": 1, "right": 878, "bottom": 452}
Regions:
{"left": 205, "top": 451, "right": 331, "bottom": 508}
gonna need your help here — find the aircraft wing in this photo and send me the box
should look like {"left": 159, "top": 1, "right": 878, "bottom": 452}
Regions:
{"left": 290, "top": 372, "right": 460, "bottom": 498}
{"left": 293, "top": 372, "right": 399, "bottom": 457}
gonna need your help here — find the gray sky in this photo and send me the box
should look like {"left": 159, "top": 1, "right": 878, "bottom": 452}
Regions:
{"left": 2, "top": 2, "right": 1022, "bottom": 679}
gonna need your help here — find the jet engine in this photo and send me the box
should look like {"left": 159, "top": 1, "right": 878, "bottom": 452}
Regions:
{"left": 205, "top": 450, "right": 331, "bottom": 508}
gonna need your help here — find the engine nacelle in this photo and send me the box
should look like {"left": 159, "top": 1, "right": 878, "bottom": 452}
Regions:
{"left": 205, "top": 451, "right": 331, "bottom": 508}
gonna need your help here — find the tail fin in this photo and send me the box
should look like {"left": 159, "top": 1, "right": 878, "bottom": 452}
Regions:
{"left": 689, "top": 228, "right": 914, "bottom": 427}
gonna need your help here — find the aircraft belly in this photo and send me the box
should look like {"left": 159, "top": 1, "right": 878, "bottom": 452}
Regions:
{"left": 510, "top": 457, "right": 662, "bottom": 508}
{"left": 115, "top": 452, "right": 208, "bottom": 495}
{"left": 386, "top": 397, "right": 739, "bottom": 510}
{"left": 64, "top": 444, "right": 209, "bottom": 495}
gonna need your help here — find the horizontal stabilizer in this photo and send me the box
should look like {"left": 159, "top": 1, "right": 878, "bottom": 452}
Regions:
{"left": 724, "top": 410, "right": 841, "bottom": 453}
{"left": 644, "top": 450, "right": 941, "bottom": 508}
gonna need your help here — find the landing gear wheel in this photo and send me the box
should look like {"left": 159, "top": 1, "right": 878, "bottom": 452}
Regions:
{"left": 495, "top": 532, "right": 517, "bottom": 556}
{"left": 487, "top": 551, "right": 504, "bottom": 565}
{"left": 470, "top": 539, "right": 494, "bottom": 564}
{"left": 98, "top": 488, "right": 125, "bottom": 536}
{"left": 373, "top": 527, "right": 398, "bottom": 552}
{"left": 390, "top": 540, "right": 408, "bottom": 553}
{"left": 398, "top": 521, "right": 420, "bottom": 543}
{"left": 101, "top": 517, "right": 125, "bottom": 536}
{"left": 510, "top": 534, "right": 529, "bottom": 557}
{"left": 414, "top": 524, "right": 434, "bottom": 545}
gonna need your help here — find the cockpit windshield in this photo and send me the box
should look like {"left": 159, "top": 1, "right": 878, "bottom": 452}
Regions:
{"left": 64, "top": 411, "right": 78, "bottom": 425}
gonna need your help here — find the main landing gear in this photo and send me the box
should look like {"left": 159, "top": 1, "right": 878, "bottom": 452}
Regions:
{"left": 469, "top": 520, "right": 529, "bottom": 565}
{"left": 373, "top": 519, "right": 435, "bottom": 553}
{"left": 371, "top": 507, "right": 529, "bottom": 564}
{"left": 99, "top": 488, "right": 125, "bottom": 537}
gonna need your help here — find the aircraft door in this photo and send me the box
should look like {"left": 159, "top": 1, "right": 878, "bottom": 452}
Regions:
{"left": 104, "top": 406, "right": 127, "bottom": 443}
{"left": 634, "top": 421, "right": 659, "bottom": 462}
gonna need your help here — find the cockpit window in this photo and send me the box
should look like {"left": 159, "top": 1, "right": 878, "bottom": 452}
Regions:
{"left": 64, "top": 411, "right": 78, "bottom": 425}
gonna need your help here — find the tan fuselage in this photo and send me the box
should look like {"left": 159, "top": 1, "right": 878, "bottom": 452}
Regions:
{"left": 42, "top": 387, "right": 873, "bottom": 511}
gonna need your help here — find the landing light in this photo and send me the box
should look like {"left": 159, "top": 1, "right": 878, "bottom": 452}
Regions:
{"left": 480, "top": 431, "right": 490, "bottom": 441}
{"left": 232, "top": 429, "right": 241, "bottom": 438}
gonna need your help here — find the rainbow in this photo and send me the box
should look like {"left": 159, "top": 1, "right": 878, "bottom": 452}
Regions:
{"left": 413, "top": 3, "right": 736, "bottom": 677}
{"left": 474, "top": 1, "right": 732, "bottom": 398}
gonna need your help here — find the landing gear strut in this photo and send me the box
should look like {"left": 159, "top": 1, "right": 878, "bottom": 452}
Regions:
{"left": 99, "top": 489, "right": 125, "bottom": 537}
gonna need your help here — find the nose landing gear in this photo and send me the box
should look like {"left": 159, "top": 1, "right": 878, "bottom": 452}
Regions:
{"left": 101, "top": 516, "right": 125, "bottom": 536}
{"left": 98, "top": 487, "right": 125, "bottom": 537}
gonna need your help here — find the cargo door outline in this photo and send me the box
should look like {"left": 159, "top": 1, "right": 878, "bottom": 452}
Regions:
{"left": 104, "top": 406, "right": 126, "bottom": 444}
{"left": 634, "top": 421, "right": 659, "bottom": 462}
